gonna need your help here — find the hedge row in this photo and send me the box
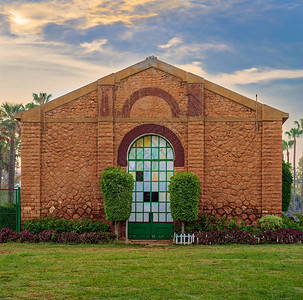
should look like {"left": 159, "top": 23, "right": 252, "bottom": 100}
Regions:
{"left": 0, "top": 228, "right": 115, "bottom": 244}
{"left": 195, "top": 228, "right": 303, "bottom": 245}
{"left": 23, "top": 217, "right": 110, "bottom": 234}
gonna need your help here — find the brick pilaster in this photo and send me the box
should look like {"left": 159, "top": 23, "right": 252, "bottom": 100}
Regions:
{"left": 187, "top": 121, "right": 204, "bottom": 209}
{"left": 97, "top": 122, "right": 114, "bottom": 173}
{"left": 21, "top": 122, "right": 41, "bottom": 221}
{"left": 261, "top": 121, "right": 282, "bottom": 216}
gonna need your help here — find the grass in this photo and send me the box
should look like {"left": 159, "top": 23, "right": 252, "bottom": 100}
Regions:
{"left": 0, "top": 243, "right": 303, "bottom": 299}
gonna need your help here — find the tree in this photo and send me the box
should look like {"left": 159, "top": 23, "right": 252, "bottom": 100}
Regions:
{"left": 297, "top": 156, "right": 303, "bottom": 214}
{"left": 0, "top": 103, "right": 24, "bottom": 199}
{"left": 282, "top": 160, "right": 293, "bottom": 212}
{"left": 285, "top": 121, "right": 303, "bottom": 210}
{"left": 282, "top": 139, "right": 293, "bottom": 164}
{"left": 0, "top": 109, "right": 9, "bottom": 189}
{"left": 168, "top": 172, "right": 200, "bottom": 233}
{"left": 99, "top": 167, "right": 134, "bottom": 240}
{"left": 25, "top": 92, "right": 52, "bottom": 109}
{"left": 0, "top": 140, "right": 9, "bottom": 189}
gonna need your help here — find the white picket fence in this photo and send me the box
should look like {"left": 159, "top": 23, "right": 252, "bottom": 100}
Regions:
{"left": 173, "top": 233, "right": 196, "bottom": 245}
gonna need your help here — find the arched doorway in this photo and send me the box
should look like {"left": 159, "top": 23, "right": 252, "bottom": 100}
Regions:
{"left": 127, "top": 134, "right": 174, "bottom": 239}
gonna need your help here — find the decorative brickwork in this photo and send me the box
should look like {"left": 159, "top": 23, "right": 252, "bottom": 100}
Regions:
{"left": 188, "top": 84, "right": 204, "bottom": 116}
{"left": 261, "top": 121, "right": 283, "bottom": 216}
{"left": 117, "top": 124, "right": 185, "bottom": 167}
{"left": 122, "top": 87, "right": 180, "bottom": 117}
{"left": 17, "top": 57, "right": 287, "bottom": 230}
{"left": 20, "top": 122, "right": 41, "bottom": 220}
{"left": 129, "top": 96, "right": 172, "bottom": 118}
{"left": 115, "top": 68, "right": 187, "bottom": 117}
{"left": 98, "top": 85, "right": 114, "bottom": 117}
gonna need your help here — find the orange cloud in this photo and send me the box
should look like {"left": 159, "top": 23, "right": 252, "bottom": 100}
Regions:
{"left": 2, "top": 0, "right": 179, "bottom": 35}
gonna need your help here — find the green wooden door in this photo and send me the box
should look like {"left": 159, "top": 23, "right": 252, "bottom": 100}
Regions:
{"left": 127, "top": 135, "right": 174, "bottom": 239}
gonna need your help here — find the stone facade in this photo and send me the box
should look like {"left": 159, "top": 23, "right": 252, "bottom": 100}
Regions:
{"left": 16, "top": 57, "right": 288, "bottom": 229}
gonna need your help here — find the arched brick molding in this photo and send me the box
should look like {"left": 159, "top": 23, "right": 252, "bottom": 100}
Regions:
{"left": 117, "top": 124, "right": 185, "bottom": 167}
{"left": 122, "top": 87, "right": 181, "bottom": 117}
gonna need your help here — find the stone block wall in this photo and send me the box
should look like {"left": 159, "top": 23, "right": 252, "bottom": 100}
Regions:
{"left": 19, "top": 65, "right": 284, "bottom": 226}
{"left": 40, "top": 122, "right": 100, "bottom": 220}
{"left": 203, "top": 121, "right": 262, "bottom": 222}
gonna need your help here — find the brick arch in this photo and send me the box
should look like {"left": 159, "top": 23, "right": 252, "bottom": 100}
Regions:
{"left": 122, "top": 87, "right": 180, "bottom": 117}
{"left": 117, "top": 124, "right": 184, "bottom": 167}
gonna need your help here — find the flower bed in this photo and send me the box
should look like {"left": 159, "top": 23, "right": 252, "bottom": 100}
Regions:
{"left": 0, "top": 228, "right": 115, "bottom": 244}
{"left": 195, "top": 228, "right": 303, "bottom": 245}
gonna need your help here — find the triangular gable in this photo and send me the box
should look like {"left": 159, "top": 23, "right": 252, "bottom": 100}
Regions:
{"left": 15, "top": 56, "right": 288, "bottom": 123}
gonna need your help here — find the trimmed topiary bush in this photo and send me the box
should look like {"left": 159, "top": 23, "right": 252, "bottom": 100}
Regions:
{"left": 168, "top": 172, "right": 200, "bottom": 233}
{"left": 99, "top": 166, "right": 134, "bottom": 239}
{"left": 282, "top": 160, "right": 293, "bottom": 212}
{"left": 258, "top": 215, "right": 283, "bottom": 232}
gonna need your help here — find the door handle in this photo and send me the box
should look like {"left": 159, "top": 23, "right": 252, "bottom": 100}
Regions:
{"left": 149, "top": 212, "right": 153, "bottom": 223}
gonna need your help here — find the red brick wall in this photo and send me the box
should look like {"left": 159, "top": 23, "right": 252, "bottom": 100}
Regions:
{"left": 261, "top": 121, "right": 282, "bottom": 216}
{"left": 21, "top": 122, "right": 41, "bottom": 220}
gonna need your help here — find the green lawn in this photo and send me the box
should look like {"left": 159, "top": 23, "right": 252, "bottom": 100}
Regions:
{"left": 0, "top": 243, "right": 303, "bottom": 299}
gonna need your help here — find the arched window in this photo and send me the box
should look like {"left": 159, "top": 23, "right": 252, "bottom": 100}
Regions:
{"left": 127, "top": 135, "right": 174, "bottom": 239}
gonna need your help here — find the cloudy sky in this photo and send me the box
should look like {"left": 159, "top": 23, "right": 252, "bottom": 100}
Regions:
{"left": 0, "top": 0, "right": 302, "bottom": 162}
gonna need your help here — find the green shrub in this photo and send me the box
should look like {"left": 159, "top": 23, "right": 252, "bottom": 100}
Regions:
{"left": 184, "top": 214, "right": 261, "bottom": 234}
{"left": 292, "top": 213, "right": 303, "bottom": 225}
{"left": 282, "top": 214, "right": 303, "bottom": 230}
{"left": 0, "top": 204, "right": 17, "bottom": 231}
{"left": 23, "top": 216, "right": 110, "bottom": 234}
{"left": 99, "top": 166, "right": 134, "bottom": 238}
{"left": 258, "top": 215, "right": 283, "bottom": 232}
{"left": 282, "top": 160, "right": 293, "bottom": 212}
{"left": 168, "top": 172, "right": 200, "bottom": 233}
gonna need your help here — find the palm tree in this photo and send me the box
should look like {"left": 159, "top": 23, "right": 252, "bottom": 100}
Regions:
{"left": 0, "top": 141, "right": 9, "bottom": 189}
{"left": 285, "top": 121, "right": 303, "bottom": 211}
{"left": 0, "top": 103, "right": 24, "bottom": 201}
{"left": 25, "top": 92, "right": 52, "bottom": 110}
{"left": 299, "top": 118, "right": 303, "bottom": 213}
{"left": 282, "top": 139, "right": 293, "bottom": 163}
{"left": 0, "top": 109, "right": 9, "bottom": 189}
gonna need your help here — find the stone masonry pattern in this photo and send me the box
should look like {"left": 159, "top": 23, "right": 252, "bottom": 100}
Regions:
{"left": 20, "top": 66, "right": 283, "bottom": 226}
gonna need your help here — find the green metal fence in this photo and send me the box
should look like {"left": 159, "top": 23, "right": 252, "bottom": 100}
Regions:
{"left": 0, "top": 188, "right": 21, "bottom": 232}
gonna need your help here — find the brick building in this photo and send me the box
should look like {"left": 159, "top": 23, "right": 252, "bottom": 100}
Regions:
{"left": 16, "top": 56, "right": 288, "bottom": 239}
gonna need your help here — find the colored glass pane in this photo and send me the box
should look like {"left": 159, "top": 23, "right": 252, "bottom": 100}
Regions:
{"left": 129, "top": 148, "right": 136, "bottom": 159}
{"left": 144, "top": 136, "right": 151, "bottom": 147}
{"left": 144, "top": 148, "right": 151, "bottom": 159}
{"left": 152, "top": 172, "right": 158, "bottom": 181}
{"left": 152, "top": 148, "right": 158, "bottom": 159}
{"left": 152, "top": 136, "right": 158, "bottom": 147}
{"left": 159, "top": 148, "right": 166, "bottom": 159}
{"left": 137, "top": 138, "right": 143, "bottom": 147}
{"left": 137, "top": 148, "right": 143, "bottom": 159}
